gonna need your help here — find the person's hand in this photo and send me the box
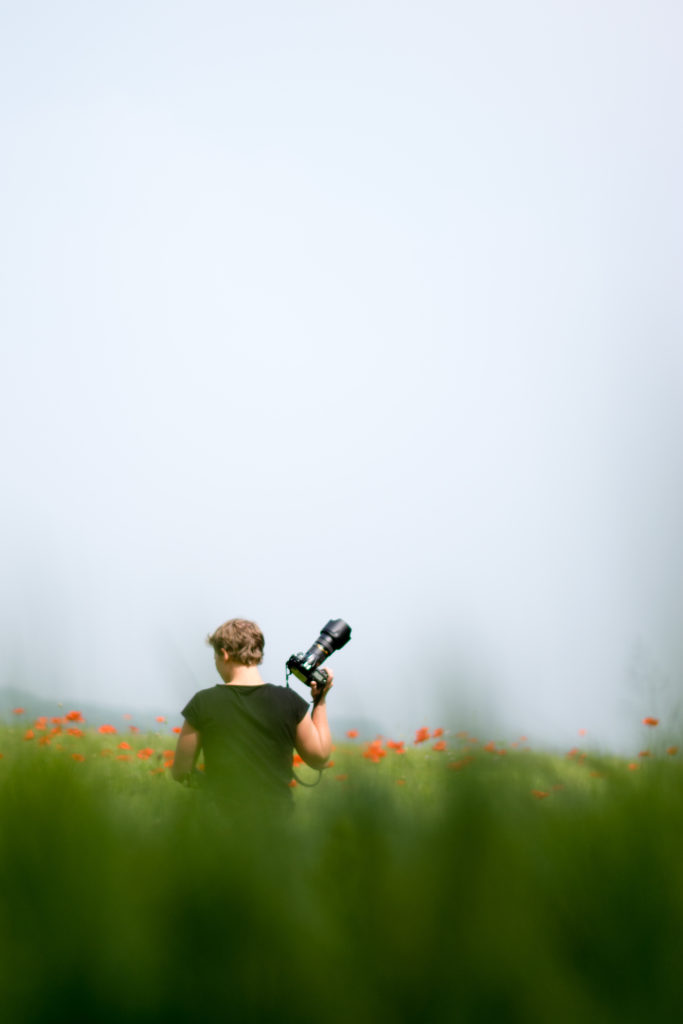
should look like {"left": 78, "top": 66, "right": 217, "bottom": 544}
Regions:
{"left": 311, "top": 667, "right": 334, "bottom": 705}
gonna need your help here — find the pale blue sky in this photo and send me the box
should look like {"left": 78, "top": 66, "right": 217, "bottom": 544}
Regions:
{"left": 2, "top": 2, "right": 682, "bottom": 750}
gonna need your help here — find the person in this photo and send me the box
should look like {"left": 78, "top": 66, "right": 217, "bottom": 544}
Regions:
{"left": 171, "top": 618, "right": 333, "bottom": 812}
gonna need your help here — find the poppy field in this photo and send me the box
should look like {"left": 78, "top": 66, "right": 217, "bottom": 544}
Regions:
{"left": 1, "top": 707, "right": 682, "bottom": 1023}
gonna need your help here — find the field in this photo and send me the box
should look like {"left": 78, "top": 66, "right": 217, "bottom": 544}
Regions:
{"left": 1, "top": 709, "right": 682, "bottom": 1023}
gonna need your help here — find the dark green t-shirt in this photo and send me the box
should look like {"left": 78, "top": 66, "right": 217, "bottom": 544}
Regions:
{"left": 181, "top": 683, "right": 309, "bottom": 806}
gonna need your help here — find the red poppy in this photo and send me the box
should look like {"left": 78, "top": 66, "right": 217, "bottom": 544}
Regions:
{"left": 666, "top": 746, "right": 678, "bottom": 756}
{"left": 363, "top": 740, "right": 387, "bottom": 763}
{"left": 39, "top": 736, "right": 51, "bottom": 746}
{"left": 116, "top": 754, "right": 131, "bottom": 761}
{"left": 483, "top": 741, "right": 496, "bottom": 753}
{"left": 67, "top": 727, "right": 84, "bottom": 737}
{"left": 65, "top": 711, "right": 84, "bottom": 722}
{"left": 118, "top": 741, "right": 131, "bottom": 750}
{"left": 129, "top": 725, "right": 139, "bottom": 734}
{"left": 98, "top": 724, "right": 117, "bottom": 734}
{"left": 346, "top": 729, "right": 359, "bottom": 739}
{"left": 137, "top": 747, "right": 154, "bottom": 760}
{"left": 71, "top": 753, "right": 85, "bottom": 762}
{"left": 23, "top": 729, "right": 34, "bottom": 741}
{"left": 335, "top": 774, "right": 348, "bottom": 781}
{"left": 386, "top": 739, "right": 405, "bottom": 752}
{"left": 13, "top": 707, "right": 25, "bottom": 715}
{"left": 156, "top": 716, "right": 166, "bottom": 724}
{"left": 432, "top": 728, "right": 444, "bottom": 738}
{"left": 578, "top": 728, "right": 587, "bottom": 737}
{"left": 531, "top": 790, "right": 549, "bottom": 799}
{"left": 639, "top": 750, "right": 650, "bottom": 757}
{"left": 432, "top": 740, "right": 447, "bottom": 752}
{"left": 288, "top": 779, "right": 298, "bottom": 787}
{"left": 172, "top": 726, "right": 181, "bottom": 734}
{"left": 642, "top": 717, "right": 659, "bottom": 726}
{"left": 396, "top": 778, "right": 406, "bottom": 785}
{"left": 627, "top": 762, "right": 639, "bottom": 771}
{"left": 293, "top": 752, "right": 304, "bottom": 766}
{"left": 414, "top": 727, "right": 430, "bottom": 745}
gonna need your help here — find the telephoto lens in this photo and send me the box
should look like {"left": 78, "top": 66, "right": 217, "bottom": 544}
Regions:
{"left": 316, "top": 620, "right": 352, "bottom": 656}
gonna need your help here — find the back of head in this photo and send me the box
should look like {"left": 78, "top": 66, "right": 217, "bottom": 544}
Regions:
{"left": 207, "top": 619, "right": 265, "bottom": 666}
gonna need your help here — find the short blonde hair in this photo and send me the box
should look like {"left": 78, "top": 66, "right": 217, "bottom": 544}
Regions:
{"left": 206, "top": 618, "right": 265, "bottom": 666}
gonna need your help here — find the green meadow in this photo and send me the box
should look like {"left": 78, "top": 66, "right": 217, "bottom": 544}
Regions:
{"left": 1, "top": 713, "right": 682, "bottom": 1023}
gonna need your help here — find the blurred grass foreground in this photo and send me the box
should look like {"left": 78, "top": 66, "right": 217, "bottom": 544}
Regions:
{"left": 1, "top": 712, "right": 682, "bottom": 1023}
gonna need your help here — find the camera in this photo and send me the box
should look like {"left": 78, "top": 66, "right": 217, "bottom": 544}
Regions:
{"left": 287, "top": 619, "right": 352, "bottom": 694}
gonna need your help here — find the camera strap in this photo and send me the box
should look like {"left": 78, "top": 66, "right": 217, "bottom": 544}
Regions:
{"left": 292, "top": 767, "right": 323, "bottom": 787}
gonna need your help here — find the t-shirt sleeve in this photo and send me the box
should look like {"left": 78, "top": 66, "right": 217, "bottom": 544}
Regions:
{"left": 181, "top": 692, "right": 202, "bottom": 730}
{"left": 289, "top": 688, "right": 310, "bottom": 725}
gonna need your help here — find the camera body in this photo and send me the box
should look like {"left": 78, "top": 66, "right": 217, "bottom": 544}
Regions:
{"left": 287, "top": 619, "right": 352, "bottom": 691}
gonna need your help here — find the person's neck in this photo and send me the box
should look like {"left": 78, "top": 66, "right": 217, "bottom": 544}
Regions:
{"left": 223, "top": 664, "right": 264, "bottom": 686}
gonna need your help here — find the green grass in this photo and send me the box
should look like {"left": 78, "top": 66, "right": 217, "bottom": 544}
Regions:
{"left": 1, "top": 719, "right": 682, "bottom": 1023}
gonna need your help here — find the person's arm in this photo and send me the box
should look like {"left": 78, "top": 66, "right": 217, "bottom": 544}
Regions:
{"left": 171, "top": 720, "right": 202, "bottom": 782}
{"left": 294, "top": 669, "right": 334, "bottom": 770}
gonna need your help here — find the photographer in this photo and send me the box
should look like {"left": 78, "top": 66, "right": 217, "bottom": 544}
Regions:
{"left": 171, "top": 618, "right": 333, "bottom": 810}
